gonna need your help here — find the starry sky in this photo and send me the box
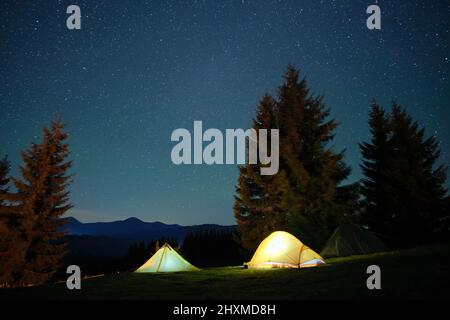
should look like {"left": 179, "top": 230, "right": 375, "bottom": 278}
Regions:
{"left": 1, "top": 1, "right": 449, "bottom": 225}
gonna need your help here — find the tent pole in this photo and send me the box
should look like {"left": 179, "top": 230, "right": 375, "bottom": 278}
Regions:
{"left": 156, "top": 244, "right": 167, "bottom": 272}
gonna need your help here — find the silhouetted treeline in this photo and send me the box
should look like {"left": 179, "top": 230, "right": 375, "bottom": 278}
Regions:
{"left": 234, "top": 66, "right": 448, "bottom": 254}
{"left": 56, "top": 236, "right": 180, "bottom": 277}
{"left": 0, "top": 120, "right": 72, "bottom": 287}
{"left": 360, "top": 102, "right": 449, "bottom": 246}
{"left": 57, "top": 232, "right": 241, "bottom": 276}
{"left": 181, "top": 230, "right": 242, "bottom": 267}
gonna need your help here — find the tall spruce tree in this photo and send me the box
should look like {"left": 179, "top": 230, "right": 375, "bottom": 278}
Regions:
{"left": 360, "top": 102, "right": 393, "bottom": 235}
{"left": 234, "top": 94, "right": 285, "bottom": 252}
{"left": 0, "top": 156, "right": 10, "bottom": 196}
{"left": 12, "top": 120, "right": 73, "bottom": 285}
{"left": 388, "top": 103, "right": 447, "bottom": 242}
{"left": 0, "top": 156, "right": 11, "bottom": 285}
{"left": 0, "top": 156, "right": 18, "bottom": 286}
{"left": 0, "top": 156, "right": 29, "bottom": 287}
{"left": 276, "top": 66, "right": 352, "bottom": 248}
{"left": 234, "top": 67, "right": 354, "bottom": 251}
{"left": 360, "top": 102, "right": 448, "bottom": 244}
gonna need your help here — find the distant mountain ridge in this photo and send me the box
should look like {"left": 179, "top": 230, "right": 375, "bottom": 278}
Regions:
{"left": 62, "top": 217, "right": 236, "bottom": 260}
{"left": 64, "top": 216, "right": 235, "bottom": 242}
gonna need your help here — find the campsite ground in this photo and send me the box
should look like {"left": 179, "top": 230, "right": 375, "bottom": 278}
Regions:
{"left": 1, "top": 243, "right": 449, "bottom": 300}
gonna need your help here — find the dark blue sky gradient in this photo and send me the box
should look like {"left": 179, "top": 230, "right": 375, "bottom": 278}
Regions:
{"left": 1, "top": 1, "right": 449, "bottom": 224}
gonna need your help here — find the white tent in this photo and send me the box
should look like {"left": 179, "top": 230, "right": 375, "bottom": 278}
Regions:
{"left": 246, "top": 231, "right": 325, "bottom": 269}
{"left": 135, "top": 243, "right": 199, "bottom": 273}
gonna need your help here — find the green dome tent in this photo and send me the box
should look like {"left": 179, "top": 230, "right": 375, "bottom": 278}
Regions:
{"left": 320, "top": 224, "right": 387, "bottom": 258}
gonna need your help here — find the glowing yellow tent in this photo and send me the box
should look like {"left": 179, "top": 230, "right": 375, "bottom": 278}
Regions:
{"left": 245, "top": 231, "right": 325, "bottom": 269}
{"left": 135, "top": 243, "right": 199, "bottom": 273}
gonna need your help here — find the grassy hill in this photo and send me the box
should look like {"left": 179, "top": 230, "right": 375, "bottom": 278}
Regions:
{"left": 1, "top": 243, "right": 449, "bottom": 300}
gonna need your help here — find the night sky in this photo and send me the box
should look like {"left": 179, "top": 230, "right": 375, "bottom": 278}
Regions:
{"left": 1, "top": 1, "right": 449, "bottom": 225}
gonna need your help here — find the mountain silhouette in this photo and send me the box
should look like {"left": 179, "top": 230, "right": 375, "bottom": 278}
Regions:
{"left": 62, "top": 217, "right": 236, "bottom": 260}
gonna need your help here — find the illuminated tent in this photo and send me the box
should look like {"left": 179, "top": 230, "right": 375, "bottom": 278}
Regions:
{"left": 135, "top": 243, "right": 199, "bottom": 273}
{"left": 245, "top": 231, "right": 325, "bottom": 269}
{"left": 320, "top": 224, "right": 387, "bottom": 258}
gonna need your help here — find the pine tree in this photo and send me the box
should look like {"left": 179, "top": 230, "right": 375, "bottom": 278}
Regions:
{"left": 276, "top": 66, "right": 351, "bottom": 248}
{"left": 12, "top": 120, "right": 73, "bottom": 285}
{"left": 360, "top": 102, "right": 448, "bottom": 244}
{"left": 233, "top": 94, "right": 285, "bottom": 252}
{"left": 0, "top": 155, "right": 11, "bottom": 281}
{"left": 0, "top": 156, "right": 23, "bottom": 286}
{"left": 388, "top": 103, "right": 447, "bottom": 243}
{"left": 0, "top": 156, "right": 10, "bottom": 196}
{"left": 360, "top": 102, "right": 392, "bottom": 235}
{"left": 234, "top": 66, "right": 354, "bottom": 251}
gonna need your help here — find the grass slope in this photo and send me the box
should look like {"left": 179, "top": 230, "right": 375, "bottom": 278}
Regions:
{"left": 1, "top": 243, "right": 449, "bottom": 300}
